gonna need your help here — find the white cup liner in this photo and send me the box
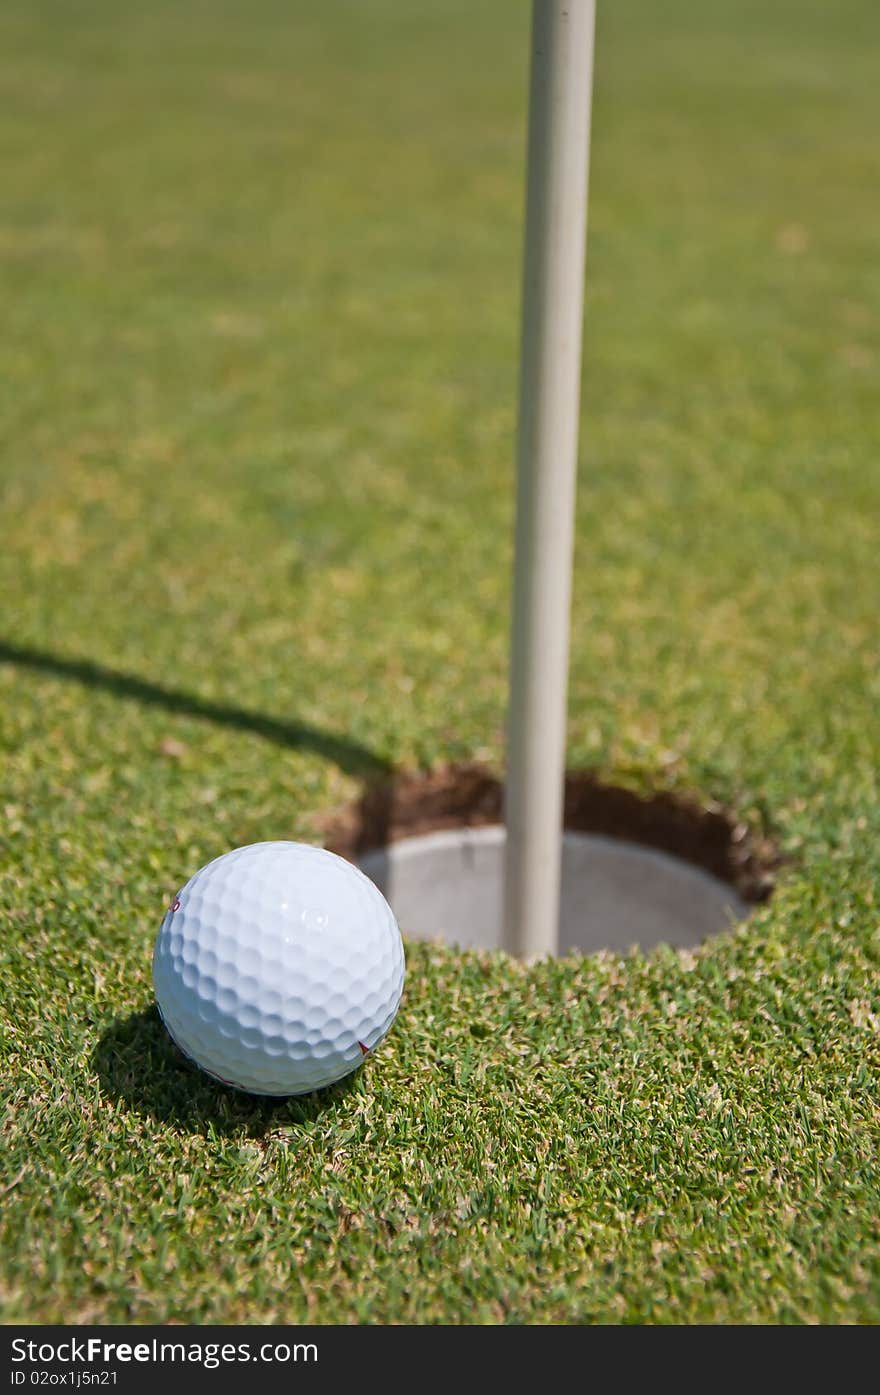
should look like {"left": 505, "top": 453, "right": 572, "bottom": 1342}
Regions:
{"left": 359, "top": 824, "right": 749, "bottom": 955}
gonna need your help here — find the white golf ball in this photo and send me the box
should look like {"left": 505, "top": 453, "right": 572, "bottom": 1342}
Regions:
{"left": 152, "top": 841, "right": 405, "bottom": 1096}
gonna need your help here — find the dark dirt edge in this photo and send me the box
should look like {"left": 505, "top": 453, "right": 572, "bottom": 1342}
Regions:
{"left": 321, "top": 764, "right": 782, "bottom": 904}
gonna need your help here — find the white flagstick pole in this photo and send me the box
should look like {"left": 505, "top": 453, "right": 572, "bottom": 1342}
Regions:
{"left": 503, "top": 0, "right": 595, "bottom": 959}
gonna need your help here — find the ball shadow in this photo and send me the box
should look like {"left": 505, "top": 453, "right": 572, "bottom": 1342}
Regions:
{"left": 92, "top": 1005, "right": 360, "bottom": 1137}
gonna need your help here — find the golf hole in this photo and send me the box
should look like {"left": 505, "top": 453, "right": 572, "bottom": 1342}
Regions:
{"left": 323, "top": 767, "right": 779, "bottom": 956}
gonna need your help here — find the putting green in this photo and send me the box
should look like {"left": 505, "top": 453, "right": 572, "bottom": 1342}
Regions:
{"left": 1, "top": 0, "right": 878, "bottom": 1323}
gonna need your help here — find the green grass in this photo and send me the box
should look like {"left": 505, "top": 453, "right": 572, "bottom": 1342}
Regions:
{"left": 2, "top": 0, "right": 879, "bottom": 1323}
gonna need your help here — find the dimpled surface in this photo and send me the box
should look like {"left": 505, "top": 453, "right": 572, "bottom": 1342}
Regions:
{"left": 152, "top": 841, "right": 405, "bottom": 1095}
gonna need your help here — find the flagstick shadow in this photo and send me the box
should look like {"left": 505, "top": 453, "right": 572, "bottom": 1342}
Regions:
{"left": 0, "top": 638, "right": 390, "bottom": 782}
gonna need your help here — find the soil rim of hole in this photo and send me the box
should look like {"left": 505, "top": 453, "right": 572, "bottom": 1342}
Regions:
{"left": 320, "top": 763, "right": 782, "bottom": 905}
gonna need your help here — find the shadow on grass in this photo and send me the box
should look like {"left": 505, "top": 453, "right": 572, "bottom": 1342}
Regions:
{"left": 0, "top": 639, "right": 390, "bottom": 783}
{"left": 93, "top": 1006, "right": 359, "bottom": 1137}
{"left": 0, "top": 635, "right": 400, "bottom": 861}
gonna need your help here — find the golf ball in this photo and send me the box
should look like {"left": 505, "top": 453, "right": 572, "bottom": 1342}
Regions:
{"left": 152, "top": 841, "right": 405, "bottom": 1095}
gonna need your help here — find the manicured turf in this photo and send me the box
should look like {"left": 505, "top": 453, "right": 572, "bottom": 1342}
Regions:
{"left": 2, "top": 0, "right": 879, "bottom": 1323}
